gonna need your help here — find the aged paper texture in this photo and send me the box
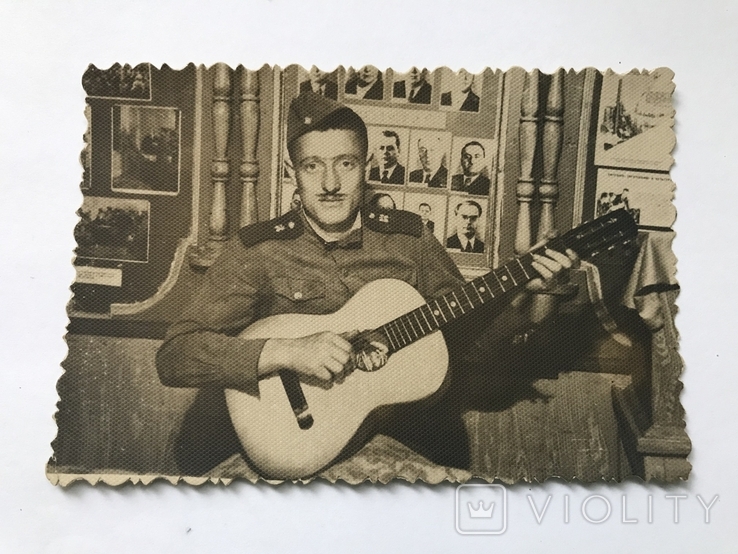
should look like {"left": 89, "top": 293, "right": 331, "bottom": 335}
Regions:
{"left": 49, "top": 65, "right": 685, "bottom": 485}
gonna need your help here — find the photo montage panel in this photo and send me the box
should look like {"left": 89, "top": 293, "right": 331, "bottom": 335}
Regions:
{"left": 52, "top": 66, "right": 686, "bottom": 487}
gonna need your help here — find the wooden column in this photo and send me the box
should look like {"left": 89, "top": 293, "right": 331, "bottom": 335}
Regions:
{"left": 530, "top": 69, "right": 566, "bottom": 324}
{"left": 239, "top": 68, "right": 260, "bottom": 227}
{"left": 190, "top": 63, "right": 232, "bottom": 269}
{"left": 537, "top": 68, "right": 564, "bottom": 243}
{"left": 514, "top": 69, "right": 540, "bottom": 256}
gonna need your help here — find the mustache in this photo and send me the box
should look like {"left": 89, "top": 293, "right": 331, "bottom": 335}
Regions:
{"left": 317, "top": 193, "right": 347, "bottom": 200}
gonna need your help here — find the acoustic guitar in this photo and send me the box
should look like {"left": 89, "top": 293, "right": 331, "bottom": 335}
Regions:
{"left": 225, "top": 209, "right": 638, "bottom": 479}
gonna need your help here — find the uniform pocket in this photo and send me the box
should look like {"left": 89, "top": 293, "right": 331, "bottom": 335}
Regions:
{"left": 272, "top": 277, "right": 326, "bottom": 302}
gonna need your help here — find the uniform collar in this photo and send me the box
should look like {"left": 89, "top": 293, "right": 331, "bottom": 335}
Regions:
{"left": 301, "top": 209, "right": 363, "bottom": 250}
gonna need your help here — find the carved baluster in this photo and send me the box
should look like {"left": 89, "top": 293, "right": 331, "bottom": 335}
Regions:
{"left": 531, "top": 69, "right": 565, "bottom": 324}
{"left": 190, "top": 63, "right": 232, "bottom": 269}
{"left": 537, "top": 68, "right": 564, "bottom": 243}
{"left": 239, "top": 68, "right": 260, "bottom": 226}
{"left": 515, "top": 70, "right": 540, "bottom": 256}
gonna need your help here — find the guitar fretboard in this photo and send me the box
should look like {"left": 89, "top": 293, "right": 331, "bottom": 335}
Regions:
{"left": 376, "top": 209, "right": 638, "bottom": 354}
{"left": 379, "top": 246, "right": 549, "bottom": 353}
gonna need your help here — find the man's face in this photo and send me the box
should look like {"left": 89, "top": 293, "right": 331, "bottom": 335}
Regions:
{"left": 458, "top": 69, "right": 474, "bottom": 93}
{"left": 418, "top": 138, "right": 439, "bottom": 172}
{"left": 456, "top": 203, "right": 481, "bottom": 238}
{"left": 418, "top": 205, "right": 431, "bottom": 221}
{"left": 358, "top": 65, "right": 379, "bottom": 86}
{"left": 461, "top": 144, "right": 485, "bottom": 176}
{"left": 376, "top": 134, "right": 399, "bottom": 168}
{"left": 408, "top": 67, "right": 427, "bottom": 86}
{"left": 292, "top": 129, "right": 366, "bottom": 233}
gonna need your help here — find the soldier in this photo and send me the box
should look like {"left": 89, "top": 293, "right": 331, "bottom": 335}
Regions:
{"left": 155, "top": 91, "right": 576, "bottom": 474}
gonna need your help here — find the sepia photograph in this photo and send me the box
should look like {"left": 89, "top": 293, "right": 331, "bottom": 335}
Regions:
{"left": 445, "top": 196, "right": 488, "bottom": 253}
{"left": 74, "top": 196, "right": 150, "bottom": 263}
{"left": 6, "top": 2, "right": 738, "bottom": 553}
{"left": 594, "top": 69, "right": 675, "bottom": 171}
{"left": 448, "top": 136, "right": 495, "bottom": 196}
{"left": 82, "top": 62, "right": 152, "bottom": 101}
{"left": 111, "top": 105, "right": 181, "bottom": 195}
{"left": 392, "top": 67, "right": 434, "bottom": 105}
{"left": 366, "top": 126, "right": 409, "bottom": 185}
{"left": 298, "top": 65, "right": 339, "bottom": 100}
{"left": 439, "top": 68, "right": 484, "bottom": 112}
{"left": 49, "top": 64, "right": 686, "bottom": 489}
{"left": 407, "top": 129, "right": 452, "bottom": 188}
{"left": 404, "top": 191, "right": 448, "bottom": 243}
{"left": 344, "top": 65, "right": 384, "bottom": 101}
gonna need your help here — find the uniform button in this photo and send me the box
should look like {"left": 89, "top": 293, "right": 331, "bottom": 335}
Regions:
{"left": 341, "top": 269, "right": 349, "bottom": 277}
{"left": 293, "top": 291, "right": 303, "bottom": 300}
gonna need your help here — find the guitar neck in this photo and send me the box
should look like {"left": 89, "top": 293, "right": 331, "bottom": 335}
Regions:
{"left": 377, "top": 208, "right": 639, "bottom": 354}
{"left": 378, "top": 245, "right": 549, "bottom": 353}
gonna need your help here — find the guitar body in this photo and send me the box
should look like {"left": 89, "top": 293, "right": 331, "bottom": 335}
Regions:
{"left": 225, "top": 279, "right": 449, "bottom": 480}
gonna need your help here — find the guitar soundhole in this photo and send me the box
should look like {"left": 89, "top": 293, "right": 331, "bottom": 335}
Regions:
{"left": 351, "top": 330, "right": 391, "bottom": 372}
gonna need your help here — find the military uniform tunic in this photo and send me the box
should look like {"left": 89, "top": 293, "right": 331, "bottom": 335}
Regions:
{"left": 156, "top": 208, "right": 466, "bottom": 396}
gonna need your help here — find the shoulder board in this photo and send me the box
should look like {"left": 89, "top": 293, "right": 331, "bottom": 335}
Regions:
{"left": 238, "top": 212, "right": 303, "bottom": 248}
{"left": 363, "top": 208, "right": 423, "bottom": 238}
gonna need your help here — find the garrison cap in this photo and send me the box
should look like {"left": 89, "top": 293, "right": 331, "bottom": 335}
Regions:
{"left": 286, "top": 91, "right": 363, "bottom": 148}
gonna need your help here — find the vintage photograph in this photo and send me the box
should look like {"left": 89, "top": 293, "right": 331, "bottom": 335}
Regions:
{"left": 404, "top": 191, "right": 448, "bottom": 243}
{"left": 366, "top": 126, "right": 410, "bottom": 185}
{"left": 111, "top": 105, "right": 181, "bottom": 194}
{"left": 594, "top": 69, "right": 675, "bottom": 171}
{"left": 448, "top": 136, "right": 495, "bottom": 196}
{"left": 392, "top": 67, "right": 434, "bottom": 105}
{"left": 344, "top": 65, "right": 385, "bottom": 101}
{"left": 439, "top": 68, "right": 484, "bottom": 112}
{"left": 445, "top": 196, "right": 488, "bottom": 253}
{"left": 82, "top": 62, "right": 152, "bottom": 101}
{"left": 595, "top": 168, "right": 675, "bottom": 228}
{"left": 298, "top": 65, "right": 339, "bottom": 100}
{"left": 74, "top": 196, "right": 150, "bottom": 263}
{"left": 407, "top": 129, "right": 452, "bottom": 188}
{"left": 50, "top": 65, "right": 686, "bottom": 486}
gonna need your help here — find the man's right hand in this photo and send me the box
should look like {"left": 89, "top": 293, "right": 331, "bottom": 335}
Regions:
{"left": 257, "top": 332, "right": 353, "bottom": 384}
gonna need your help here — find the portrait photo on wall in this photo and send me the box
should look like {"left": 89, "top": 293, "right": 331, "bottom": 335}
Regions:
{"left": 297, "top": 66, "right": 339, "bottom": 100}
{"left": 344, "top": 65, "right": 384, "bottom": 101}
{"left": 366, "top": 126, "right": 409, "bottom": 185}
{"left": 404, "top": 191, "right": 448, "bottom": 244}
{"left": 392, "top": 67, "right": 434, "bottom": 105}
{"left": 364, "top": 187, "right": 405, "bottom": 212}
{"left": 445, "top": 196, "right": 489, "bottom": 254}
{"left": 74, "top": 196, "right": 150, "bottom": 264}
{"left": 111, "top": 105, "right": 181, "bottom": 195}
{"left": 594, "top": 68, "right": 675, "bottom": 172}
{"left": 439, "top": 68, "right": 484, "bottom": 113}
{"left": 448, "top": 136, "right": 496, "bottom": 197}
{"left": 407, "top": 129, "right": 451, "bottom": 188}
{"left": 82, "top": 62, "right": 152, "bottom": 101}
{"left": 595, "top": 168, "right": 675, "bottom": 229}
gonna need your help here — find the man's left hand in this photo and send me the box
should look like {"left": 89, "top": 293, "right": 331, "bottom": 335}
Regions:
{"left": 526, "top": 248, "right": 580, "bottom": 293}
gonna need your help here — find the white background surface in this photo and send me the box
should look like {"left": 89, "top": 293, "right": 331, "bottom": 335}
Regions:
{"left": 0, "top": 1, "right": 736, "bottom": 552}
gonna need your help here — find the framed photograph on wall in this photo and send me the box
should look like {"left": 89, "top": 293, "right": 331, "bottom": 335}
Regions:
{"left": 366, "top": 126, "right": 410, "bottom": 185}
{"left": 110, "top": 105, "right": 181, "bottom": 195}
{"left": 82, "top": 62, "right": 152, "bottom": 101}
{"left": 74, "top": 196, "right": 150, "bottom": 264}
{"left": 439, "top": 68, "right": 484, "bottom": 113}
{"left": 594, "top": 168, "right": 675, "bottom": 229}
{"left": 594, "top": 69, "right": 675, "bottom": 171}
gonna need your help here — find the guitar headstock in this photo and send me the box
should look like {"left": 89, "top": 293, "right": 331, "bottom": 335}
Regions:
{"left": 559, "top": 209, "right": 639, "bottom": 260}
